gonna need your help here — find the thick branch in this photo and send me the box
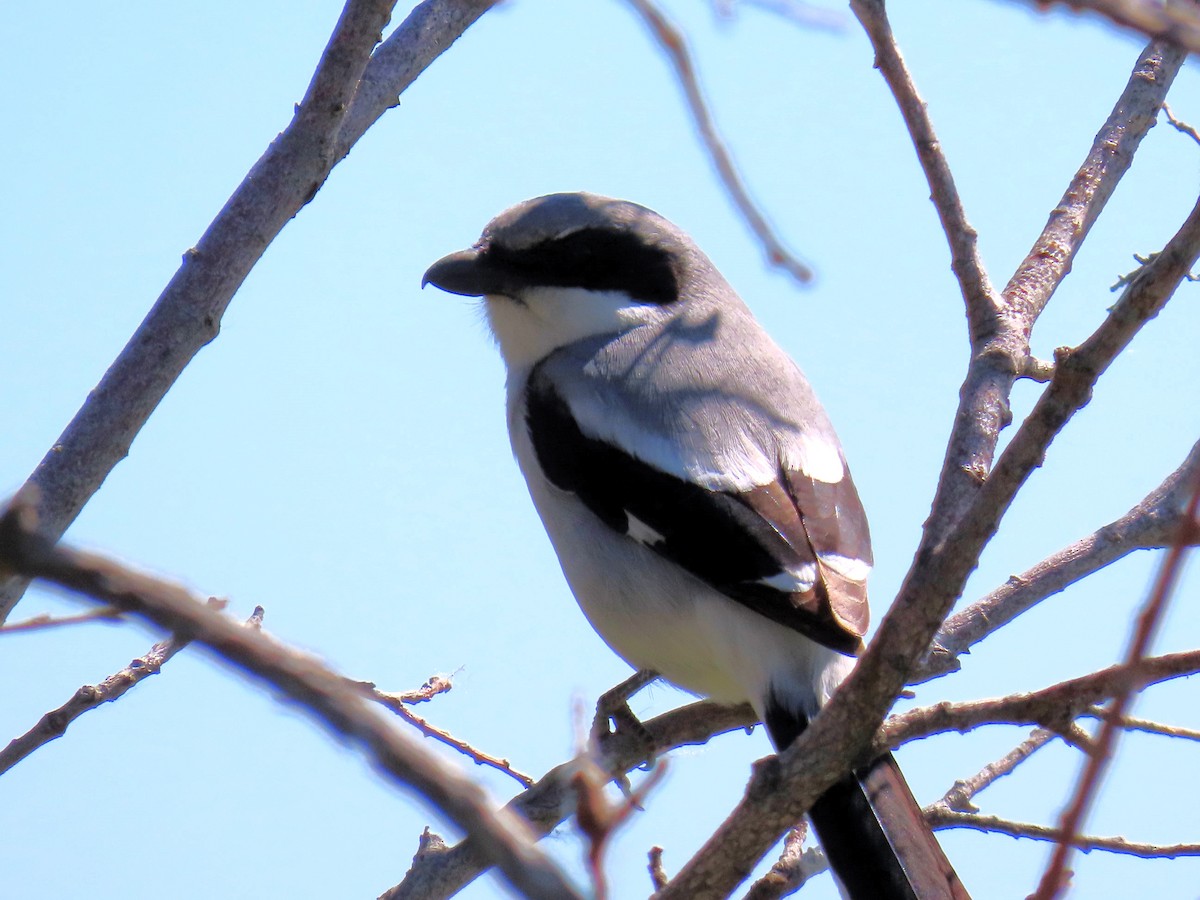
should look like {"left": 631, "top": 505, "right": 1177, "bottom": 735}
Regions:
{"left": 930, "top": 39, "right": 1181, "bottom": 549}
{"left": 0, "top": 500, "right": 582, "bottom": 900}
{"left": 0, "top": 0, "right": 497, "bottom": 623}
{"left": 1004, "top": 41, "right": 1186, "bottom": 329}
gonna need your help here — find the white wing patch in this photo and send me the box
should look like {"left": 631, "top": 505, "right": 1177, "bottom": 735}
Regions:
{"left": 788, "top": 432, "right": 845, "bottom": 484}
{"left": 821, "top": 553, "right": 872, "bottom": 581}
{"left": 755, "top": 563, "right": 818, "bottom": 594}
{"left": 625, "top": 512, "right": 666, "bottom": 548}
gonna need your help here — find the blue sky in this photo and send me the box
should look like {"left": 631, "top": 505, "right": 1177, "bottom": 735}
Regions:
{"left": 1, "top": 1, "right": 1198, "bottom": 898}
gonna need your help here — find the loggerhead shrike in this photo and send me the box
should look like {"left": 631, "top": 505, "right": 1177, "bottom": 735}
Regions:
{"left": 423, "top": 192, "right": 967, "bottom": 900}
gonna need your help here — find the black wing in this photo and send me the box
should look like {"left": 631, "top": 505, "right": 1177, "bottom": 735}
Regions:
{"left": 525, "top": 370, "right": 870, "bottom": 654}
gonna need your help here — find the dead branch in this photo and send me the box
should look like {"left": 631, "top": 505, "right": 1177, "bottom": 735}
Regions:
{"left": 640, "top": 20, "right": 1191, "bottom": 900}
{"left": 1162, "top": 102, "right": 1200, "bottom": 147}
{"left": 624, "top": 0, "right": 813, "bottom": 283}
{"left": 0, "top": 497, "right": 582, "bottom": 900}
{"left": 927, "top": 808, "right": 1200, "bottom": 858}
{"left": 0, "top": 0, "right": 499, "bottom": 624}
{"left": 741, "top": 825, "right": 828, "bottom": 900}
{"left": 0, "top": 597, "right": 230, "bottom": 776}
{"left": 882, "top": 649, "right": 1200, "bottom": 751}
{"left": 928, "top": 728, "right": 1056, "bottom": 815}
{"left": 367, "top": 680, "right": 536, "bottom": 788}
{"left": 0, "top": 606, "right": 122, "bottom": 634}
{"left": 1034, "top": 468, "right": 1200, "bottom": 898}
{"left": 1014, "top": 0, "right": 1200, "bottom": 54}
{"left": 918, "top": 439, "right": 1200, "bottom": 681}
{"left": 1089, "top": 709, "right": 1200, "bottom": 742}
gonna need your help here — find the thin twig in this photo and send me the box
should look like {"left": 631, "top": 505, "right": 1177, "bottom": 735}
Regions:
{"left": 741, "top": 824, "right": 829, "bottom": 900}
{"left": 624, "top": 0, "right": 813, "bottom": 283}
{"left": 711, "top": 0, "right": 845, "bottom": 31}
{"left": 368, "top": 681, "right": 535, "bottom": 788}
{"left": 927, "top": 808, "right": 1200, "bottom": 858}
{"left": 0, "top": 498, "right": 583, "bottom": 900}
{"left": 1086, "top": 707, "right": 1200, "bottom": 742}
{"left": 0, "top": 597, "right": 228, "bottom": 776}
{"left": 881, "top": 649, "right": 1200, "bottom": 752}
{"left": 1034, "top": 468, "right": 1200, "bottom": 899}
{"left": 0, "top": 606, "right": 122, "bottom": 634}
{"left": 648, "top": 845, "right": 669, "bottom": 892}
{"left": 1162, "top": 102, "right": 1200, "bottom": 147}
{"left": 851, "top": 0, "right": 1000, "bottom": 342}
{"left": 928, "top": 728, "right": 1056, "bottom": 815}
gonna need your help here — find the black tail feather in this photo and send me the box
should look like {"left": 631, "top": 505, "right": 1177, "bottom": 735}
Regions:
{"left": 764, "top": 705, "right": 969, "bottom": 900}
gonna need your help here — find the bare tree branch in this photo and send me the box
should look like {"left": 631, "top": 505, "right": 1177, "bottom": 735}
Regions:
{"left": 882, "top": 650, "right": 1200, "bottom": 751}
{"left": 641, "top": 20, "right": 1193, "bottom": 900}
{"left": 1162, "top": 101, "right": 1200, "bottom": 146}
{"left": 0, "top": 606, "right": 122, "bottom": 634}
{"left": 928, "top": 728, "right": 1056, "bottom": 815}
{"left": 0, "top": 0, "right": 499, "bottom": 623}
{"left": 927, "top": 808, "right": 1200, "bottom": 858}
{"left": 0, "top": 597, "right": 233, "bottom": 776}
{"left": 1012, "top": 0, "right": 1200, "bottom": 54}
{"left": 851, "top": 0, "right": 1002, "bottom": 344}
{"left": 940, "top": 37, "right": 1179, "bottom": 549}
{"left": 367, "top": 679, "right": 536, "bottom": 788}
{"left": 1034, "top": 469, "right": 1200, "bottom": 899}
{"left": 741, "top": 825, "right": 828, "bottom": 900}
{"left": 917, "top": 439, "right": 1200, "bottom": 681}
{"left": 624, "top": 0, "right": 814, "bottom": 283}
{"left": 1091, "top": 709, "right": 1200, "bottom": 742}
{"left": 0, "top": 498, "right": 583, "bottom": 900}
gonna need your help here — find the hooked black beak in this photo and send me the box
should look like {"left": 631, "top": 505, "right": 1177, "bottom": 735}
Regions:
{"left": 422, "top": 247, "right": 511, "bottom": 297}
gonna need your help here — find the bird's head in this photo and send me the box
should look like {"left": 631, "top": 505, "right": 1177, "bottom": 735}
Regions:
{"left": 422, "top": 193, "right": 698, "bottom": 370}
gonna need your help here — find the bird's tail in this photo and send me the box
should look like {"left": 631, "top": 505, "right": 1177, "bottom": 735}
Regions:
{"left": 764, "top": 710, "right": 969, "bottom": 899}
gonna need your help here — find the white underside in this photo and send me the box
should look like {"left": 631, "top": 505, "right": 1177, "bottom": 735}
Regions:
{"left": 509, "top": 389, "right": 854, "bottom": 720}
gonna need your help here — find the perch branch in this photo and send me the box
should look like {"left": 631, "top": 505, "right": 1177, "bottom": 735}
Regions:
{"left": 380, "top": 698, "right": 757, "bottom": 899}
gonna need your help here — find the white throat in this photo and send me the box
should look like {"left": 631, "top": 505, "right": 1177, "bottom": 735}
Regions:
{"left": 484, "top": 286, "right": 667, "bottom": 372}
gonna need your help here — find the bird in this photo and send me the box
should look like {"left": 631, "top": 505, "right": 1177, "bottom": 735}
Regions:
{"left": 422, "top": 192, "right": 968, "bottom": 899}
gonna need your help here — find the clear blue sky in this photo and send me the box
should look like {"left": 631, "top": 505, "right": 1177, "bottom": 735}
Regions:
{"left": 1, "top": 2, "right": 1197, "bottom": 898}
